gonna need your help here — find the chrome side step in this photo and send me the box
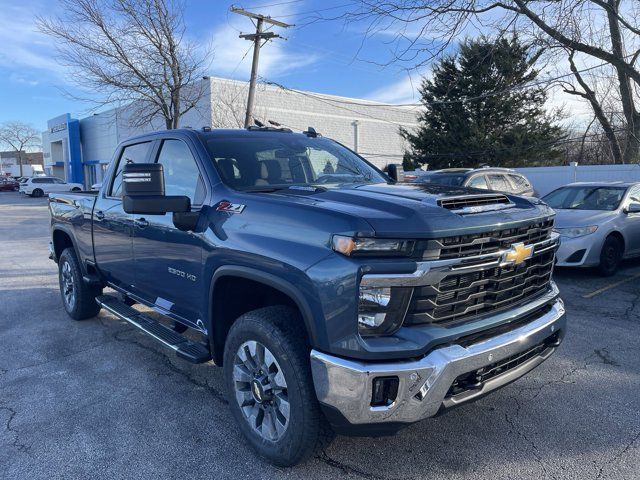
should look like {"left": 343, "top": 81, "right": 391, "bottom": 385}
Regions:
{"left": 97, "top": 295, "right": 211, "bottom": 364}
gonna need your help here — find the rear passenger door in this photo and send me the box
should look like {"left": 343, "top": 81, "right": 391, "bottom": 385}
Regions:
{"left": 93, "top": 142, "right": 152, "bottom": 291}
{"left": 132, "top": 138, "right": 207, "bottom": 326}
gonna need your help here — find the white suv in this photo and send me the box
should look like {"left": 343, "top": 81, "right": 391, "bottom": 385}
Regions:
{"left": 20, "top": 177, "right": 83, "bottom": 197}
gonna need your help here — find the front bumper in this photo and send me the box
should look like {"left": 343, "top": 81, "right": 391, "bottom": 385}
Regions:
{"left": 555, "top": 233, "right": 601, "bottom": 267}
{"left": 311, "top": 297, "right": 565, "bottom": 431}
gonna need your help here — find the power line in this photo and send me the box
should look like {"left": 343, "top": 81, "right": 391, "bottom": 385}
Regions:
{"left": 230, "top": 6, "right": 292, "bottom": 127}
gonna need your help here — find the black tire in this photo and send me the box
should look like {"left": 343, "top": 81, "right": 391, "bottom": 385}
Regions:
{"left": 71, "top": 187, "right": 81, "bottom": 192}
{"left": 58, "top": 248, "right": 102, "bottom": 320}
{"left": 32, "top": 188, "right": 43, "bottom": 197}
{"left": 223, "top": 306, "right": 333, "bottom": 466}
{"left": 598, "top": 235, "right": 623, "bottom": 277}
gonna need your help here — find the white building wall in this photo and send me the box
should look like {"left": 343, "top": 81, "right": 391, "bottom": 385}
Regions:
{"left": 515, "top": 164, "right": 640, "bottom": 196}
{"left": 57, "top": 77, "right": 417, "bottom": 176}
{"left": 209, "top": 78, "right": 417, "bottom": 169}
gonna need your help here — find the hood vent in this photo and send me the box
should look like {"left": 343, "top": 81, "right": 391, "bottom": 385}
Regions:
{"left": 438, "top": 194, "right": 513, "bottom": 213}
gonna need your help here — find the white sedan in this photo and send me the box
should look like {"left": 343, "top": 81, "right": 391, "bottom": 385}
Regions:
{"left": 20, "top": 177, "right": 84, "bottom": 197}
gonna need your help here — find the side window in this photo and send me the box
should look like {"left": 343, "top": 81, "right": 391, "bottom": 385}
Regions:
{"left": 467, "top": 175, "right": 489, "bottom": 190}
{"left": 507, "top": 174, "right": 531, "bottom": 192}
{"left": 487, "top": 174, "right": 511, "bottom": 192}
{"left": 109, "top": 142, "right": 152, "bottom": 197}
{"left": 627, "top": 186, "right": 640, "bottom": 203}
{"left": 156, "top": 139, "right": 204, "bottom": 204}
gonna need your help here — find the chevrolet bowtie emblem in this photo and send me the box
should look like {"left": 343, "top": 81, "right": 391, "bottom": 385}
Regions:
{"left": 503, "top": 242, "right": 534, "bottom": 265}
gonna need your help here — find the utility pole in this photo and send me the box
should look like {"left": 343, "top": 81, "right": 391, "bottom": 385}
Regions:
{"left": 230, "top": 7, "right": 291, "bottom": 128}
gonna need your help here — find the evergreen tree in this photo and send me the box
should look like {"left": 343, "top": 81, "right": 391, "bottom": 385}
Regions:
{"left": 404, "top": 37, "right": 566, "bottom": 169}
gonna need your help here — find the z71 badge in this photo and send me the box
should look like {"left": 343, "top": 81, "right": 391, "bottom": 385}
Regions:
{"left": 216, "top": 201, "right": 245, "bottom": 214}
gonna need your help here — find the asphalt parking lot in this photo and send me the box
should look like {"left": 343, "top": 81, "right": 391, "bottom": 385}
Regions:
{"left": 1, "top": 191, "right": 639, "bottom": 480}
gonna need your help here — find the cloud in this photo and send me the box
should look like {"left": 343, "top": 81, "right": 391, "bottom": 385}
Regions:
{"left": 206, "top": 4, "right": 321, "bottom": 80}
{"left": 366, "top": 70, "right": 428, "bottom": 104}
{"left": 0, "top": 2, "right": 68, "bottom": 80}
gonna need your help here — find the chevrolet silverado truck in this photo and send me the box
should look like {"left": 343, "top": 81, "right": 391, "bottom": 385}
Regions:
{"left": 49, "top": 127, "right": 565, "bottom": 466}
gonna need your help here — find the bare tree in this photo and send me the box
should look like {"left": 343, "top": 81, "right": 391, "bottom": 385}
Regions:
{"left": 343, "top": 0, "right": 640, "bottom": 163}
{"left": 37, "top": 0, "right": 210, "bottom": 130}
{"left": 0, "top": 121, "right": 41, "bottom": 177}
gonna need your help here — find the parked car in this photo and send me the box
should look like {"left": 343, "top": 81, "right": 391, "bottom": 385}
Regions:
{"left": 543, "top": 182, "right": 640, "bottom": 275}
{"left": 49, "top": 127, "right": 565, "bottom": 466}
{"left": 0, "top": 177, "right": 20, "bottom": 191}
{"left": 405, "top": 167, "right": 536, "bottom": 197}
{"left": 20, "top": 176, "right": 83, "bottom": 197}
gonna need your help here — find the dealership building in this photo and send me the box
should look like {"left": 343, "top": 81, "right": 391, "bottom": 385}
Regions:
{"left": 43, "top": 77, "right": 418, "bottom": 187}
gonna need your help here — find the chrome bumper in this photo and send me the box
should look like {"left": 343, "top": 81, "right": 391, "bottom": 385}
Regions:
{"left": 310, "top": 298, "right": 565, "bottom": 426}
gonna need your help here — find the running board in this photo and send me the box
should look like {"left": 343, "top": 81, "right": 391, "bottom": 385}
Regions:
{"left": 96, "top": 295, "right": 211, "bottom": 364}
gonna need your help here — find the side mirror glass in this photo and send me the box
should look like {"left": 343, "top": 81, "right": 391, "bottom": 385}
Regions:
{"left": 625, "top": 202, "right": 640, "bottom": 214}
{"left": 121, "top": 162, "right": 190, "bottom": 215}
{"left": 387, "top": 163, "right": 404, "bottom": 182}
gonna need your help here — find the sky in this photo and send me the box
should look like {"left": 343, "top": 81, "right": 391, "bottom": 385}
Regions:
{"left": 0, "top": 0, "right": 591, "bottom": 132}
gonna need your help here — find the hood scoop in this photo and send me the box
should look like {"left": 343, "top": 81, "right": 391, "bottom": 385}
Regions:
{"left": 437, "top": 194, "right": 514, "bottom": 214}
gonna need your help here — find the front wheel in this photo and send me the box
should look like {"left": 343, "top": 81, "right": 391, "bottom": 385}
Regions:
{"left": 71, "top": 187, "right": 81, "bottom": 192}
{"left": 58, "top": 248, "right": 102, "bottom": 320}
{"left": 598, "top": 235, "right": 623, "bottom": 276}
{"left": 31, "top": 188, "right": 43, "bottom": 197}
{"left": 223, "top": 306, "right": 333, "bottom": 466}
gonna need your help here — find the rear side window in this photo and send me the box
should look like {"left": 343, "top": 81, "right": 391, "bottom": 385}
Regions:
{"left": 487, "top": 174, "right": 512, "bottom": 192}
{"left": 109, "top": 142, "right": 152, "bottom": 197}
{"left": 507, "top": 174, "right": 531, "bottom": 192}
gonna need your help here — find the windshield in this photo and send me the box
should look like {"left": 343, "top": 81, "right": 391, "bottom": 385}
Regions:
{"left": 543, "top": 186, "right": 627, "bottom": 211}
{"left": 205, "top": 134, "right": 386, "bottom": 191}
{"left": 420, "top": 173, "right": 467, "bottom": 186}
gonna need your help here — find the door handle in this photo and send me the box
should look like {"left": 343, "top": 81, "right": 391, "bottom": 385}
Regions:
{"left": 95, "top": 210, "right": 105, "bottom": 220}
{"left": 135, "top": 218, "right": 149, "bottom": 228}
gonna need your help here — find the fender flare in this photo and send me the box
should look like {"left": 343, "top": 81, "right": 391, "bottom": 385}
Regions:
{"left": 208, "top": 265, "right": 319, "bottom": 349}
{"left": 51, "top": 225, "right": 83, "bottom": 270}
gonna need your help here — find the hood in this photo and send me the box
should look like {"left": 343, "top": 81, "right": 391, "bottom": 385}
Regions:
{"left": 242, "top": 183, "right": 554, "bottom": 238}
{"left": 553, "top": 208, "right": 618, "bottom": 227}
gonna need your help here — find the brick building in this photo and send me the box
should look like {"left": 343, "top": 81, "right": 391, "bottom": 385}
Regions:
{"left": 43, "top": 77, "right": 418, "bottom": 187}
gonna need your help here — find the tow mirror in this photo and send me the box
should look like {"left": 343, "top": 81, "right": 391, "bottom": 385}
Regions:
{"left": 122, "top": 163, "right": 190, "bottom": 215}
{"left": 624, "top": 202, "right": 640, "bottom": 214}
{"left": 387, "top": 164, "right": 404, "bottom": 182}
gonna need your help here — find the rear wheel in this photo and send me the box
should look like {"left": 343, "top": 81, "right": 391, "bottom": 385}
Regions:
{"left": 71, "top": 187, "right": 81, "bottom": 192}
{"left": 58, "top": 248, "right": 102, "bottom": 320}
{"left": 31, "top": 188, "right": 43, "bottom": 197}
{"left": 223, "top": 306, "right": 332, "bottom": 466}
{"left": 598, "top": 235, "right": 622, "bottom": 276}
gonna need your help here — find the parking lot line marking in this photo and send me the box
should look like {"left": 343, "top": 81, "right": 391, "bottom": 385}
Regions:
{"left": 582, "top": 272, "right": 640, "bottom": 299}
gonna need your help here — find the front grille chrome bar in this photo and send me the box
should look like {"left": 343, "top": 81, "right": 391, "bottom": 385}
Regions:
{"left": 360, "top": 232, "right": 560, "bottom": 288}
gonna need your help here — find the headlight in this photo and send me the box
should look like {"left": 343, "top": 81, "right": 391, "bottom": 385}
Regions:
{"left": 332, "top": 235, "right": 412, "bottom": 256}
{"left": 358, "top": 286, "right": 412, "bottom": 336}
{"left": 554, "top": 225, "right": 598, "bottom": 238}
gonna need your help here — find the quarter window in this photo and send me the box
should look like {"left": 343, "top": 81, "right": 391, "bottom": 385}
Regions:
{"left": 109, "top": 142, "right": 152, "bottom": 197}
{"left": 507, "top": 174, "right": 531, "bottom": 192}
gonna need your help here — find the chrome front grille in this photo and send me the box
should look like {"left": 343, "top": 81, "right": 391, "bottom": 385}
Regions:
{"left": 421, "top": 218, "right": 554, "bottom": 260}
{"left": 405, "top": 240, "right": 557, "bottom": 327}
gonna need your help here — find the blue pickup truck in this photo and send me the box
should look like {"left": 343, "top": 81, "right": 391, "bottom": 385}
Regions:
{"left": 49, "top": 126, "right": 566, "bottom": 466}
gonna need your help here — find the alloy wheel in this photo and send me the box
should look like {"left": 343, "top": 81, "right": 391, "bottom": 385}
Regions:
{"left": 233, "top": 340, "right": 290, "bottom": 442}
{"left": 61, "top": 261, "right": 76, "bottom": 310}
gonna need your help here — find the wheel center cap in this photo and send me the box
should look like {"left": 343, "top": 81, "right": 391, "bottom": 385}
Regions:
{"left": 251, "top": 379, "right": 265, "bottom": 403}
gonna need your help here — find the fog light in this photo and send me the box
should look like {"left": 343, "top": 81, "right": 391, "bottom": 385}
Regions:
{"left": 371, "top": 376, "right": 399, "bottom": 407}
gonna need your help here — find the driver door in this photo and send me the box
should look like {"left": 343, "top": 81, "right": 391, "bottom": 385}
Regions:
{"left": 132, "top": 138, "right": 208, "bottom": 326}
